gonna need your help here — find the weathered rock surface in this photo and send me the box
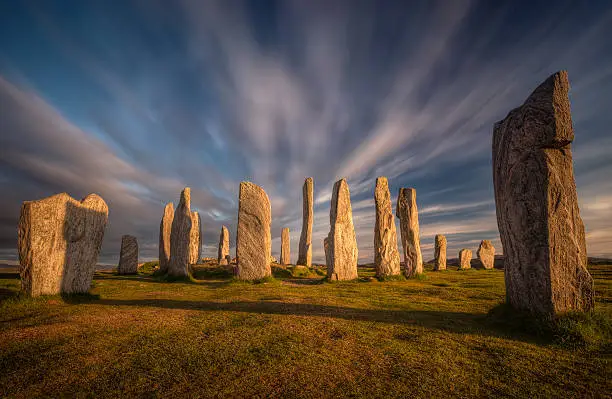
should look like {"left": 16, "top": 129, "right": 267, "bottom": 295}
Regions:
{"left": 218, "top": 226, "right": 230, "bottom": 265}
{"left": 493, "top": 70, "right": 593, "bottom": 314}
{"left": 18, "top": 193, "right": 108, "bottom": 296}
{"left": 280, "top": 227, "right": 290, "bottom": 265}
{"left": 374, "top": 177, "right": 401, "bottom": 277}
{"left": 118, "top": 235, "right": 138, "bottom": 275}
{"left": 434, "top": 234, "right": 447, "bottom": 271}
{"left": 297, "top": 177, "right": 314, "bottom": 267}
{"left": 168, "top": 188, "right": 192, "bottom": 277}
{"left": 458, "top": 249, "right": 472, "bottom": 270}
{"left": 158, "top": 203, "right": 174, "bottom": 274}
{"left": 396, "top": 188, "right": 423, "bottom": 277}
{"left": 477, "top": 240, "right": 495, "bottom": 270}
{"left": 236, "top": 182, "right": 272, "bottom": 280}
{"left": 325, "top": 179, "right": 358, "bottom": 280}
{"left": 189, "top": 211, "right": 202, "bottom": 264}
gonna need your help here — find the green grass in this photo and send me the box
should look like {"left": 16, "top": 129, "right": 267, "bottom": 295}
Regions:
{"left": 0, "top": 262, "right": 609, "bottom": 398}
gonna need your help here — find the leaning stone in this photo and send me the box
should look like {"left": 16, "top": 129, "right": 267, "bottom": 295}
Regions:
{"left": 458, "top": 249, "right": 472, "bottom": 270}
{"left": 189, "top": 211, "right": 201, "bottom": 264}
{"left": 396, "top": 188, "right": 423, "bottom": 277}
{"left": 374, "top": 177, "right": 401, "bottom": 277}
{"left": 493, "top": 71, "right": 593, "bottom": 314}
{"left": 218, "top": 226, "right": 230, "bottom": 265}
{"left": 158, "top": 203, "right": 174, "bottom": 274}
{"left": 325, "top": 179, "right": 358, "bottom": 280}
{"left": 18, "top": 193, "right": 108, "bottom": 296}
{"left": 168, "top": 188, "right": 192, "bottom": 277}
{"left": 236, "top": 182, "right": 272, "bottom": 280}
{"left": 297, "top": 177, "right": 314, "bottom": 267}
{"left": 118, "top": 235, "right": 138, "bottom": 275}
{"left": 280, "top": 227, "right": 291, "bottom": 265}
{"left": 434, "top": 234, "right": 447, "bottom": 271}
{"left": 477, "top": 240, "right": 495, "bottom": 270}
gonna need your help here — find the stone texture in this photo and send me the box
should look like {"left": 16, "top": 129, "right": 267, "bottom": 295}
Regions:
{"left": 18, "top": 193, "right": 108, "bottom": 296}
{"left": 236, "top": 182, "right": 272, "bottom": 280}
{"left": 477, "top": 240, "right": 495, "bottom": 270}
{"left": 218, "top": 226, "right": 230, "bottom": 265}
{"left": 297, "top": 177, "right": 314, "bottom": 267}
{"left": 280, "top": 227, "right": 290, "bottom": 265}
{"left": 325, "top": 179, "right": 358, "bottom": 280}
{"left": 168, "top": 188, "right": 192, "bottom": 277}
{"left": 396, "top": 188, "right": 423, "bottom": 277}
{"left": 118, "top": 235, "right": 138, "bottom": 275}
{"left": 434, "top": 234, "right": 447, "bottom": 271}
{"left": 158, "top": 203, "right": 174, "bottom": 274}
{"left": 493, "top": 70, "right": 594, "bottom": 314}
{"left": 189, "top": 211, "right": 202, "bottom": 264}
{"left": 458, "top": 249, "right": 472, "bottom": 270}
{"left": 374, "top": 177, "right": 401, "bottom": 277}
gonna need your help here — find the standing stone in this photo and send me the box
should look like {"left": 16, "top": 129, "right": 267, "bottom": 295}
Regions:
{"left": 168, "top": 188, "right": 192, "bottom": 277}
{"left": 477, "top": 240, "right": 495, "bottom": 270}
{"left": 396, "top": 188, "right": 423, "bottom": 277}
{"left": 117, "top": 235, "right": 138, "bottom": 275}
{"left": 189, "top": 211, "right": 202, "bottom": 264}
{"left": 297, "top": 177, "right": 314, "bottom": 267}
{"left": 325, "top": 179, "right": 358, "bottom": 280}
{"left": 374, "top": 177, "right": 401, "bottom": 277}
{"left": 280, "top": 227, "right": 291, "bottom": 265}
{"left": 493, "top": 71, "right": 594, "bottom": 314}
{"left": 434, "top": 234, "right": 447, "bottom": 271}
{"left": 18, "top": 193, "right": 108, "bottom": 296}
{"left": 218, "top": 226, "right": 230, "bottom": 265}
{"left": 458, "top": 249, "right": 472, "bottom": 270}
{"left": 236, "top": 182, "right": 272, "bottom": 280}
{"left": 159, "top": 203, "right": 174, "bottom": 274}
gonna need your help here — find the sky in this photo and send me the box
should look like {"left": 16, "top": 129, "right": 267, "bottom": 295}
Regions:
{"left": 1, "top": 0, "right": 611, "bottom": 265}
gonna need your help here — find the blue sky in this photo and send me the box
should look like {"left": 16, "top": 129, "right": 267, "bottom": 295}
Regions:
{"left": 1, "top": 0, "right": 611, "bottom": 264}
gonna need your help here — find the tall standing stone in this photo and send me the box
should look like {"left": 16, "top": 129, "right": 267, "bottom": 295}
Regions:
{"left": 118, "top": 235, "right": 138, "bottom": 275}
{"left": 434, "top": 234, "right": 447, "bottom": 271}
{"left": 236, "top": 182, "right": 272, "bottom": 280}
{"left": 493, "top": 71, "right": 593, "bottom": 314}
{"left": 18, "top": 193, "right": 108, "bottom": 296}
{"left": 325, "top": 179, "right": 358, "bottom": 280}
{"left": 458, "top": 249, "right": 472, "bottom": 270}
{"left": 189, "top": 211, "right": 202, "bottom": 265}
{"left": 168, "top": 188, "right": 192, "bottom": 277}
{"left": 477, "top": 240, "right": 495, "bottom": 270}
{"left": 218, "top": 226, "right": 230, "bottom": 265}
{"left": 280, "top": 227, "right": 291, "bottom": 265}
{"left": 396, "top": 188, "right": 423, "bottom": 277}
{"left": 159, "top": 203, "right": 174, "bottom": 274}
{"left": 374, "top": 177, "right": 401, "bottom": 277}
{"left": 297, "top": 177, "right": 314, "bottom": 267}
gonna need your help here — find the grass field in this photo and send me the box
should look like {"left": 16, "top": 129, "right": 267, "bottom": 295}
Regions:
{"left": 1, "top": 262, "right": 610, "bottom": 398}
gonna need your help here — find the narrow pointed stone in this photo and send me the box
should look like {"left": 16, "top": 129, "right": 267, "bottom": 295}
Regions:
{"left": 168, "top": 188, "right": 192, "bottom": 277}
{"left": 477, "top": 240, "right": 495, "bottom": 270}
{"left": 189, "top": 211, "right": 201, "bottom": 264}
{"left": 280, "top": 227, "right": 290, "bottom": 265}
{"left": 396, "top": 188, "right": 423, "bottom": 277}
{"left": 434, "top": 234, "right": 447, "bottom": 271}
{"left": 236, "top": 182, "right": 272, "bottom": 280}
{"left": 458, "top": 249, "right": 472, "bottom": 270}
{"left": 218, "top": 226, "right": 230, "bottom": 265}
{"left": 159, "top": 203, "right": 174, "bottom": 274}
{"left": 297, "top": 177, "right": 314, "bottom": 267}
{"left": 118, "top": 235, "right": 138, "bottom": 275}
{"left": 493, "top": 71, "right": 593, "bottom": 314}
{"left": 374, "top": 177, "right": 401, "bottom": 277}
{"left": 325, "top": 179, "right": 358, "bottom": 280}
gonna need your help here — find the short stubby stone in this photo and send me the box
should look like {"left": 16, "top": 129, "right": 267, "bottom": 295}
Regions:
{"left": 297, "top": 177, "right": 314, "bottom": 267}
{"left": 434, "top": 235, "right": 447, "bottom": 271}
{"left": 236, "top": 182, "right": 272, "bottom": 280}
{"left": 396, "top": 188, "right": 423, "bottom": 277}
{"left": 158, "top": 203, "right": 174, "bottom": 274}
{"left": 218, "top": 226, "right": 230, "bottom": 265}
{"left": 168, "top": 188, "right": 192, "bottom": 277}
{"left": 118, "top": 235, "right": 138, "bottom": 275}
{"left": 280, "top": 227, "right": 290, "bottom": 265}
{"left": 459, "top": 249, "right": 472, "bottom": 270}
{"left": 18, "top": 193, "right": 108, "bottom": 296}
{"left": 325, "top": 179, "right": 358, "bottom": 281}
{"left": 493, "top": 71, "right": 594, "bottom": 314}
{"left": 374, "top": 177, "right": 401, "bottom": 278}
{"left": 477, "top": 240, "right": 495, "bottom": 270}
{"left": 189, "top": 211, "right": 202, "bottom": 264}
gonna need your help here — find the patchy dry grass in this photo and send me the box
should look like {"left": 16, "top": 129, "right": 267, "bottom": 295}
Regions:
{"left": 0, "top": 262, "right": 610, "bottom": 398}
